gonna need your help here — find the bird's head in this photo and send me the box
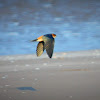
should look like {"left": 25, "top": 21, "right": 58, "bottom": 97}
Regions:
{"left": 52, "top": 34, "right": 56, "bottom": 38}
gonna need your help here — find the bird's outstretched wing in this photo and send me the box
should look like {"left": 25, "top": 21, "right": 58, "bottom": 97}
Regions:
{"left": 45, "top": 39, "right": 54, "bottom": 58}
{"left": 36, "top": 41, "right": 45, "bottom": 57}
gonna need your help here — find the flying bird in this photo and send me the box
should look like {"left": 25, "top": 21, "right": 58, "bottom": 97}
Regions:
{"left": 31, "top": 34, "right": 56, "bottom": 58}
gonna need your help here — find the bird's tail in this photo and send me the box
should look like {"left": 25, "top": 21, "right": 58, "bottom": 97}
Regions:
{"left": 30, "top": 39, "right": 38, "bottom": 42}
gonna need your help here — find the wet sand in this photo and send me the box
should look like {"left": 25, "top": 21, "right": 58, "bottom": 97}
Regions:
{"left": 0, "top": 50, "right": 100, "bottom": 100}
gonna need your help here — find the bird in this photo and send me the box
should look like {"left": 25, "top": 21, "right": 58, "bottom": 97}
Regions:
{"left": 31, "top": 34, "right": 56, "bottom": 58}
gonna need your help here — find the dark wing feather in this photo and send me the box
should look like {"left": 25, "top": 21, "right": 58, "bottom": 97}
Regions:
{"left": 45, "top": 39, "right": 54, "bottom": 58}
{"left": 36, "top": 41, "right": 45, "bottom": 57}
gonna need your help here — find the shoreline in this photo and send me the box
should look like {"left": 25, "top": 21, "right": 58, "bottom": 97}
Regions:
{"left": 0, "top": 49, "right": 100, "bottom": 61}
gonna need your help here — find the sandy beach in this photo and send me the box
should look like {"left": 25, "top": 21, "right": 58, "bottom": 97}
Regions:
{"left": 0, "top": 50, "right": 100, "bottom": 100}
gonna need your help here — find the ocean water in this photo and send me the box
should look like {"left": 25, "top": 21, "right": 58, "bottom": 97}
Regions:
{"left": 0, "top": 0, "right": 100, "bottom": 55}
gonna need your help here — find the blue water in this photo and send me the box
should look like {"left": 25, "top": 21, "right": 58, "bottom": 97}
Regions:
{"left": 17, "top": 87, "right": 36, "bottom": 91}
{"left": 0, "top": 0, "right": 100, "bottom": 55}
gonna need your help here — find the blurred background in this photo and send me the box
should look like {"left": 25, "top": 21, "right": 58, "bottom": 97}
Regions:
{"left": 0, "top": 0, "right": 100, "bottom": 55}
